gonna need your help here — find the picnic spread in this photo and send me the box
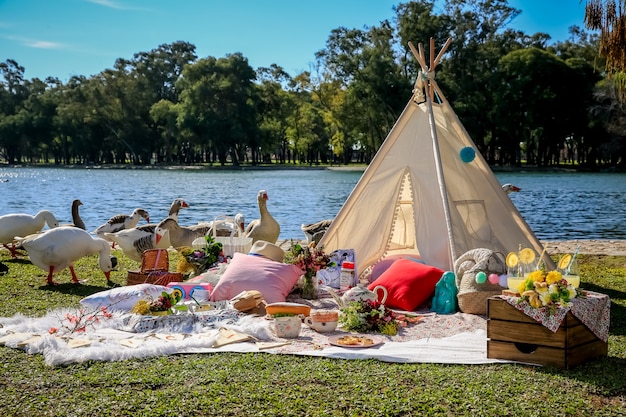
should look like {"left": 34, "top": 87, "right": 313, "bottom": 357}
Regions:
{"left": 0, "top": 241, "right": 611, "bottom": 368}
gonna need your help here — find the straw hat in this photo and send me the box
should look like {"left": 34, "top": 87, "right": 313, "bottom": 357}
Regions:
{"left": 248, "top": 240, "right": 284, "bottom": 263}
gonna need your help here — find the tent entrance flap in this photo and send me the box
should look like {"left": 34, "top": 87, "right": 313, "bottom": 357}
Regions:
{"left": 385, "top": 170, "right": 419, "bottom": 256}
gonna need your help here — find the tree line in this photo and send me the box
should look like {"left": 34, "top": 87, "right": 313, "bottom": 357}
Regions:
{"left": 0, "top": 0, "right": 624, "bottom": 169}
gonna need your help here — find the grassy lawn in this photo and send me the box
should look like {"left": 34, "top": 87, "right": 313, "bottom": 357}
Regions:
{"left": 0, "top": 249, "right": 625, "bottom": 416}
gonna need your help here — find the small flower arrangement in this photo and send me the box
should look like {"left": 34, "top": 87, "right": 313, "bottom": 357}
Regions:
{"left": 177, "top": 235, "right": 224, "bottom": 275}
{"left": 284, "top": 240, "right": 333, "bottom": 274}
{"left": 149, "top": 291, "right": 181, "bottom": 312}
{"left": 338, "top": 299, "right": 399, "bottom": 335}
{"left": 517, "top": 270, "right": 585, "bottom": 311}
{"left": 284, "top": 240, "right": 334, "bottom": 299}
{"left": 49, "top": 306, "right": 113, "bottom": 335}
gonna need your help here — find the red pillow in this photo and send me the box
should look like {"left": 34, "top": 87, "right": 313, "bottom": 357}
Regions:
{"left": 368, "top": 259, "right": 444, "bottom": 311}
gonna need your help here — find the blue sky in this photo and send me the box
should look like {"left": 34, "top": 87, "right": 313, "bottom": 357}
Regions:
{"left": 0, "top": 0, "right": 591, "bottom": 82}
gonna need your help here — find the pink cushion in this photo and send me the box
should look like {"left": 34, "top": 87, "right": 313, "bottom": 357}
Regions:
{"left": 368, "top": 258, "right": 444, "bottom": 311}
{"left": 210, "top": 253, "right": 303, "bottom": 304}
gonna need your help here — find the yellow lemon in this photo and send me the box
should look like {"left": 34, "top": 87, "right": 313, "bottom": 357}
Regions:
{"left": 519, "top": 248, "right": 536, "bottom": 264}
{"left": 506, "top": 252, "right": 519, "bottom": 268}
{"left": 558, "top": 254, "right": 572, "bottom": 270}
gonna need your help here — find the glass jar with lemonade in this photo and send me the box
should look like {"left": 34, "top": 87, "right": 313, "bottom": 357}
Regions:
{"left": 557, "top": 253, "right": 580, "bottom": 288}
{"left": 506, "top": 249, "right": 538, "bottom": 292}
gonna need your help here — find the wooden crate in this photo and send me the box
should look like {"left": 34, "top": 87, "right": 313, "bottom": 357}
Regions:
{"left": 487, "top": 296, "right": 607, "bottom": 368}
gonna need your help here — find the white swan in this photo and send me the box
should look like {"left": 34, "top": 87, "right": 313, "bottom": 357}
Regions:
{"left": 0, "top": 210, "right": 59, "bottom": 257}
{"left": 244, "top": 190, "right": 280, "bottom": 244}
{"left": 15, "top": 227, "right": 113, "bottom": 286}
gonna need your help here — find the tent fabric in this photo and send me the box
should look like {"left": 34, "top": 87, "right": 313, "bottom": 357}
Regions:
{"left": 319, "top": 77, "right": 550, "bottom": 278}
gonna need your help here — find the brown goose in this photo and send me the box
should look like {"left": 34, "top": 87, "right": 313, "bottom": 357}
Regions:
{"left": 244, "top": 190, "right": 280, "bottom": 244}
{"left": 301, "top": 219, "right": 332, "bottom": 244}
{"left": 94, "top": 208, "right": 150, "bottom": 244}
{"left": 156, "top": 217, "right": 206, "bottom": 249}
{"left": 62, "top": 199, "right": 86, "bottom": 229}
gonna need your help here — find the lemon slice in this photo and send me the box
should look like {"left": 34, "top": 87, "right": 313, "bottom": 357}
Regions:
{"left": 558, "top": 254, "right": 572, "bottom": 270}
{"left": 519, "top": 248, "right": 536, "bottom": 264}
{"left": 506, "top": 252, "right": 519, "bottom": 268}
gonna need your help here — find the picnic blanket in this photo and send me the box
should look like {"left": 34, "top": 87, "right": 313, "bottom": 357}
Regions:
{"left": 0, "top": 294, "right": 511, "bottom": 367}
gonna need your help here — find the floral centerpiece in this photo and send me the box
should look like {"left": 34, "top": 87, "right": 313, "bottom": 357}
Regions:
{"left": 284, "top": 240, "right": 333, "bottom": 299}
{"left": 131, "top": 291, "right": 182, "bottom": 315}
{"left": 517, "top": 270, "right": 585, "bottom": 311}
{"left": 338, "top": 299, "right": 399, "bottom": 335}
{"left": 177, "top": 235, "right": 223, "bottom": 276}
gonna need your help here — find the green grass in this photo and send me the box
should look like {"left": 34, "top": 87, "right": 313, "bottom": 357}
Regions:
{"left": 1, "top": 250, "right": 625, "bottom": 416}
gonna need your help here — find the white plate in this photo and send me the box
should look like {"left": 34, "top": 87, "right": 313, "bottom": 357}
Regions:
{"left": 328, "top": 334, "right": 384, "bottom": 349}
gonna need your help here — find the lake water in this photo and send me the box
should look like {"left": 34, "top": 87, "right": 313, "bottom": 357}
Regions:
{"left": 0, "top": 167, "right": 624, "bottom": 241}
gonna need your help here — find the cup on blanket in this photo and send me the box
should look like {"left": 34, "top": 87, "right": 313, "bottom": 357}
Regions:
{"left": 305, "top": 310, "right": 339, "bottom": 333}
{"left": 272, "top": 316, "right": 302, "bottom": 338}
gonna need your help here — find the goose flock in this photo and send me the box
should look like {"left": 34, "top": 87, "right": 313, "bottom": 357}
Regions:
{"left": 0, "top": 190, "right": 282, "bottom": 285}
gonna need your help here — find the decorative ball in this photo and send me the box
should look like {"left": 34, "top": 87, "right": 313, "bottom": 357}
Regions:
{"left": 488, "top": 273, "right": 499, "bottom": 284}
{"left": 475, "top": 271, "right": 487, "bottom": 284}
{"left": 460, "top": 147, "right": 476, "bottom": 163}
{"left": 499, "top": 274, "right": 508, "bottom": 287}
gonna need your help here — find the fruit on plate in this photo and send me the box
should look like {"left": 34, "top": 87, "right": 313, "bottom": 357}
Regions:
{"left": 519, "top": 248, "right": 536, "bottom": 264}
{"left": 558, "top": 254, "right": 572, "bottom": 270}
{"left": 506, "top": 252, "right": 519, "bottom": 268}
{"left": 336, "top": 336, "right": 375, "bottom": 346}
{"left": 265, "top": 302, "right": 311, "bottom": 317}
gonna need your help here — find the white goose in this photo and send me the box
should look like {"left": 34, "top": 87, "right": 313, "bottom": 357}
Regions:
{"left": 244, "top": 190, "right": 280, "bottom": 244}
{"left": 104, "top": 227, "right": 171, "bottom": 263}
{"left": 502, "top": 184, "right": 521, "bottom": 194}
{"left": 95, "top": 208, "right": 150, "bottom": 248}
{"left": 0, "top": 210, "right": 59, "bottom": 257}
{"left": 15, "top": 227, "right": 113, "bottom": 286}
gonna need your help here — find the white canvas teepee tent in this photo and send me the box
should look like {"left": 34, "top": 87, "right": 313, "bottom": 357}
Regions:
{"left": 319, "top": 38, "right": 551, "bottom": 278}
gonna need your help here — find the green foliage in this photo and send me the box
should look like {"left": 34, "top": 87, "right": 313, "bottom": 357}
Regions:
{"left": 1, "top": 249, "right": 625, "bottom": 416}
{"left": 2, "top": 3, "right": 622, "bottom": 170}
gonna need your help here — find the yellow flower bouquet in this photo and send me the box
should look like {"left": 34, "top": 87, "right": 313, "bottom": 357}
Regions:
{"left": 517, "top": 270, "right": 584, "bottom": 311}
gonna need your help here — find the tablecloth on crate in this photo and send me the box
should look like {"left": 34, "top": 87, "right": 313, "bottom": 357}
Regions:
{"left": 501, "top": 290, "right": 610, "bottom": 342}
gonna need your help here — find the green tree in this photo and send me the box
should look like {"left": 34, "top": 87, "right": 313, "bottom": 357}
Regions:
{"left": 494, "top": 48, "right": 591, "bottom": 166}
{"left": 0, "top": 60, "right": 29, "bottom": 164}
{"left": 177, "top": 53, "right": 257, "bottom": 165}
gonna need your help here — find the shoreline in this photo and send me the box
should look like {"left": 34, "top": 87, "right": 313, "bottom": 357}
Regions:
{"left": 541, "top": 239, "right": 626, "bottom": 256}
{"left": 1, "top": 163, "right": 625, "bottom": 173}
{"left": 275, "top": 239, "right": 626, "bottom": 257}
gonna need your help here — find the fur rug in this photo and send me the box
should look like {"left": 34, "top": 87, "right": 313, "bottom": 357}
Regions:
{"left": 0, "top": 305, "right": 509, "bottom": 367}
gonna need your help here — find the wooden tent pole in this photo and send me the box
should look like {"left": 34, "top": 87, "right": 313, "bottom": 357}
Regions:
{"left": 433, "top": 38, "right": 452, "bottom": 68}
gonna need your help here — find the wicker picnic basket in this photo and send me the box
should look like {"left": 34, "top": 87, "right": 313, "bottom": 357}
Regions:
{"left": 454, "top": 248, "right": 506, "bottom": 315}
{"left": 127, "top": 249, "right": 182, "bottom": 286}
